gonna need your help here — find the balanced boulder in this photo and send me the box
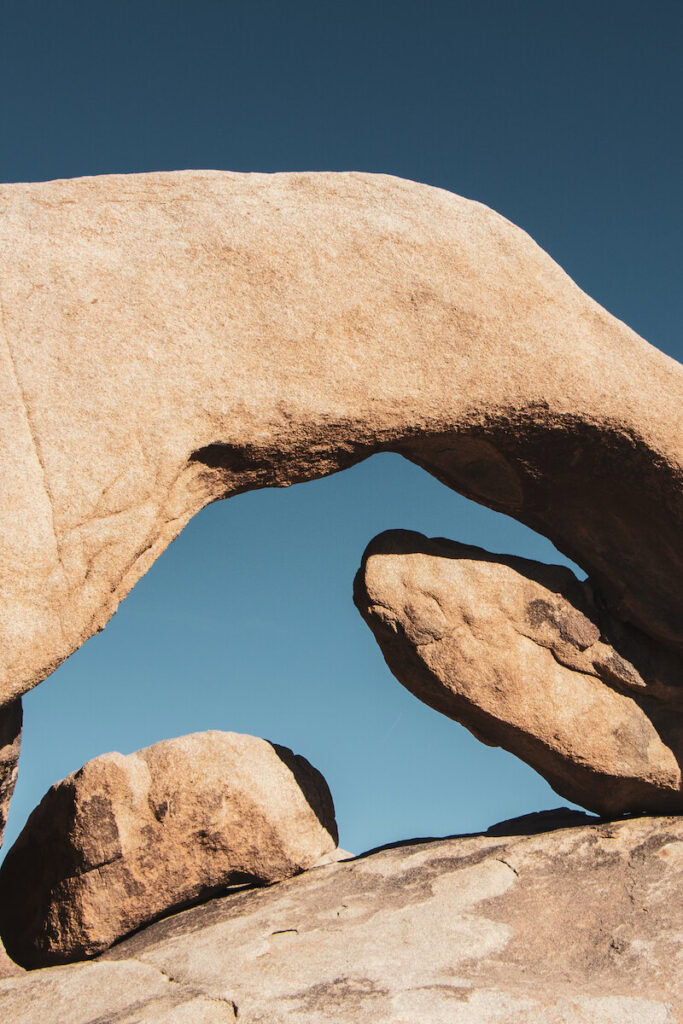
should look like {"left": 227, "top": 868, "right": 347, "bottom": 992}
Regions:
{"left": 0, "top": 731, "right": 338, "bottom": 968}
{"left": 354, "top": 530, "right": 683, "bottom": 816}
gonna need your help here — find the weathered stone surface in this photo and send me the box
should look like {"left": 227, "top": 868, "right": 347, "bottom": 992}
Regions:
{"left": 0, "top": 960, "right": 239, "bottom": 1022}
{"left": 0, "top": 699, "right": 21, "bottom": 848}
{"left": 0, "top": 940, "right": 22, "bottom": 980}
{"left": 1, "top": 813, "right": 680, "bottom": 1022}
{"left": 0, "top": 731, "right": 338, "bottom": 968}
{"left": 0, "top": 170, "right": 681, "bottom": 719}
{"left": 355, "top": 530, "right": 683, "bottom": 816}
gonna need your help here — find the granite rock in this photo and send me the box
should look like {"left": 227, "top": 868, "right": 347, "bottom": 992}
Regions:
{"left": 1, "top": 813, "right": 680, "bottom": 1022}
{"left": 0, "top": 699, "right": 21, "bottom": 848}
{"left": 0, "top": 170, "right": 681, "bottom": 716}
{"left": 0, "top": 731, "right": 338, "bottom": 968}
{"left": 354, "top": 530, "right": 683, "bottom": 816}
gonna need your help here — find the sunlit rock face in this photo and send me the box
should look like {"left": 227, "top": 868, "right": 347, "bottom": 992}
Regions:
{"left": 0, "top": 169, "right": 680, "bottom": 841}
{"left": 0, "top": 170, "right": 680, "bottom": 718}
{"left": 0, "top": 731, "right": 338, "bottom": 968}
{"left": 354, "top": 530, "right": 683, "bottom": 816}
{"left": 1, "top": 814, "right": 681, "bottom": 1022}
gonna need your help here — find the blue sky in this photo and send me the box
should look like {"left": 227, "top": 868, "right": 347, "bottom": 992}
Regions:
{"left": 1, "top": 0, "right": 681, "bottom": 857}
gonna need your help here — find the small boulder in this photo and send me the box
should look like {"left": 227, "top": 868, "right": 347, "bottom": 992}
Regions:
{"left": 0, "top": 731, "right": 338, "bottom": 968}
{"left": 354, "top": 530, "right": 683, "bottom": 817}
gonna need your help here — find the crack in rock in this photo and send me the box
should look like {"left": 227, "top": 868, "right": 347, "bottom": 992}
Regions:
{"left": 136, "top": 958, "right": 239, "bottom": 1017}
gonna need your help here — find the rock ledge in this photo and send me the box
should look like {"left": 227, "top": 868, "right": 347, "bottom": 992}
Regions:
{"left": 1, "top": 813, "right": 680, "bottom": 1022}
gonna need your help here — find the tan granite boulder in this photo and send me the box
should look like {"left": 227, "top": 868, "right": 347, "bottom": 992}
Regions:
{"left": 0, "top": 940, "right": 21, "bottom": 981}
{"left": 1, "top": 812, "right": 681, "bottom": 1022}
{"left": 354, "top": 530, "right": 683, "bottom": 816}
{"left": 0, "top": 170, "right": 681, "bottom": 722}
{"left": 0, "top": 731, "right": 338, "bottom": 968}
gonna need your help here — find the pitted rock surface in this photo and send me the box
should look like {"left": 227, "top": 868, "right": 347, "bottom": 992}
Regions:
{"left": 0, "top": 731, "right": 338, "bottom": 968}
{"left": 354, "top": 530, "right": 683, "bottom": 816}
{"left": 0, "top": 170, "right": 681, "bottom": 719}
{"left": 0, "top": 813, "right": 680, "bottom": 1022}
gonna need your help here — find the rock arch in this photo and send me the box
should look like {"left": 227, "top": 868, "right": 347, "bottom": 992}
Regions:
{"left": 0, "top": 170, "right": 681, "bottom": 829}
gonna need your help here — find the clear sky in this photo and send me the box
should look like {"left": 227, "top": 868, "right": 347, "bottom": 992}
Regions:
{"left": 1, "top": 0, "right": 681, "bottom": 858}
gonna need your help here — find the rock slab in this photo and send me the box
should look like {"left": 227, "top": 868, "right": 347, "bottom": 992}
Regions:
{"left": 354, "top": 530, "right": 683, "bottom": 816}
{"left": 1, "top": 169, "right": 680, "bottom": 845}
{"left": 0, "top": 813, "right": 680, "bottom": 1022}
{"left": 0, "top": 731, "right": 338, "bottom": 968}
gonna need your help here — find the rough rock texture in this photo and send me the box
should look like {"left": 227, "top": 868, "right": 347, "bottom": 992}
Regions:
{"left": 0, "top": 170, "right": 681, "bottom": 719}
{"left": 0, "top": 698, "right": 21, "bottom": 848}
{"left": 0, "top": 731, "right": 338, "bottom": 968}
{"left": 0, "top": 940, "right": 22, "bottom": 980}
{"left": 355, "top": 531, "right": 683, "bottom": 816}
{"left": 1, "top": 813, "right": 681, "bottom": 1022}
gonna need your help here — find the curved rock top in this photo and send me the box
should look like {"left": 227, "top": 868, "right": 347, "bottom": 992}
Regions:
{"left": 0, "top": 170, "right": 681, "bottom": 707}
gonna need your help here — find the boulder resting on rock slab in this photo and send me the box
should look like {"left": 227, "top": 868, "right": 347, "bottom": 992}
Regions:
{"left": 0, "top": 731, "right": 338, "bottom": 968}
{"left": 1, "top": 813, "right": 681, "bottom": 1023}
{"left": 354, "top": 530, "right": 683, "bottom": 816}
